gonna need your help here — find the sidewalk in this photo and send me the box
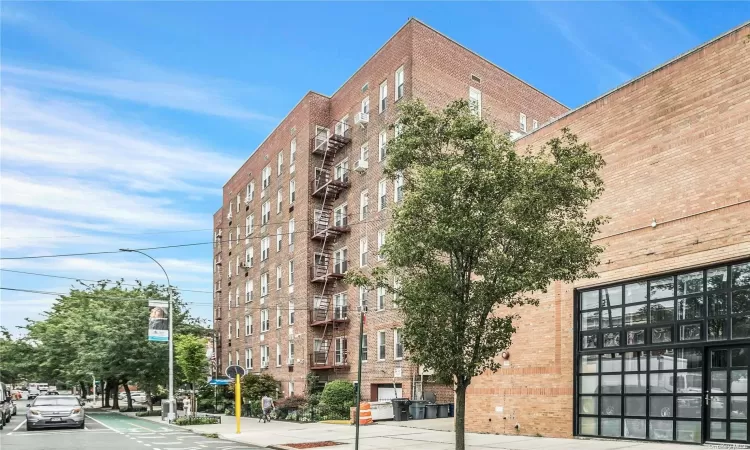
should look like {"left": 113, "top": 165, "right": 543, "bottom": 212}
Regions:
{"left": 136, "top": 414, "right": 700, "bottom": 449}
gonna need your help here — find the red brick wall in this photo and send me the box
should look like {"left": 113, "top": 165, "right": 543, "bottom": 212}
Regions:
{"left": 465, "top": 24, "right": 750, "bottom": 438}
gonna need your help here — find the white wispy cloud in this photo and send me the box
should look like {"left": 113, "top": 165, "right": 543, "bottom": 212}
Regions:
{"left": 2, "top": 64, "right": 277, "bottom": 123}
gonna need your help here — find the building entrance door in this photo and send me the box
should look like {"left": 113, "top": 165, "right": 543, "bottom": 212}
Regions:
{"left": 705, "top": 346, "right": 750, "bottom": 443}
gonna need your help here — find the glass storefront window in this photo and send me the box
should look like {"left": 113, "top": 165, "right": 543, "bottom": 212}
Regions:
{"left": 677, "top": 271, "right": 703, "bottom": 296}
{"left": 601, "top": 308, "right": 622, "bottom": 329}
{"left": 625, "top": 306, "right": 647, "bottom": 327}
{"left": 676, "top": 348, "right": 702, "bottom": 369}
{"left": 733, "top": 262, "right": 750, "bottom": 288}
{"left": 579, "top": 396, "right": 597, "bottom": 415}
{"left": 732, "top": 289, "right": 750, "bottom": 314}
{"left": 676, "top": 420, "right": 701, "bottom": 443}
{"left": 625, "top": 282, "right": 647, "bottom": 304}
{"left": 651, "top": 300, "right": 675, "bottom": 324}
{"left": 624, "top": 351, "right": 646, "bottom": 372}
{"left": 600, "top": 353, "right": 622, "bottom": 372}
{"left": 649, "top": 419, "right": 674, "bottom": 440}
{"left": 624, "top": 419, "right": 646, "bottom": 439}
{"left": 580, "top": 354, "right": 598, "bottom": 373}
{"left": 650, "top": 277, "right": 675, "bottom": 300}
{"left": 601, "top": 418, "right": 621, "bottom": 437}
{"left": 677, "top": 295, "right": 704, "bottom": 320}
{"left": 581, "top": 290, "right": 599, "bottom": 311}
{"left": 602, "top": 286, "right": 622, "bottom": 307}
{"left": 627, "top": 329, "right": 645, "bottom": 346}
{"left": 580, "top": 311, "right": 599, "bottom": 331}
{"left": 579, "top": 417, "right": 597, "bottom": 435}
{"left": 708, "top": 267, "right": 728, "bottom": 291}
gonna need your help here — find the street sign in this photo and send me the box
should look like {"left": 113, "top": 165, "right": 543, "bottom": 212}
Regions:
{"left": 225, "top": 365, "right": 246, "bottom": 379}
{"left": 209, "top": 378, "right": 232, "bottom": 386}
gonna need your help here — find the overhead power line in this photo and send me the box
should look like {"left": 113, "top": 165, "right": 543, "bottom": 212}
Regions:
{"left": 0, "top": 269, "right": 213, "bottom": 294}
{"left": 0, "top": 216, "right": 390, "bottom": 260}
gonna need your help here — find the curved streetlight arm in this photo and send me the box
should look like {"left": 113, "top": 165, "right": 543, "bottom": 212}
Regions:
{"left": 120, "top": 248, "right": 176, "bottom": 421}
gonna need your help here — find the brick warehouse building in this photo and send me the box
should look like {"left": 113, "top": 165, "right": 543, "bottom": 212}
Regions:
{"left": 213, "top": 17, "right": 750, "bottom": 445}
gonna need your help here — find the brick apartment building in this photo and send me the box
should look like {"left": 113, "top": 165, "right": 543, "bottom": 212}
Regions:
{"left": 214, "top": 17, "right": 750, "bottom": 445}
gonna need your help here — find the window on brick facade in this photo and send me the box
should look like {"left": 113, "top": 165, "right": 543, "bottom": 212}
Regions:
{"left": 469, "top": 87, "right": 482, "bottom": 117}
{"left": 228, "top": 322, "right": 232, "bottom": 340}
{"left": 262, "top": 165, "right": 271, "bottom": 189}
{"left": 245, "top": 315, "right": 250, "bottom": 336}
{"left": 276, "top": 304, "right": 282, "bottom": 328}
{"left": 261, "top": 272, "right": 268, "bottom": 298}
{"left": 236, "top": 194, "right": 241, "bottom": 213}
{"left": 261, "top": 309, "right": 269, "bottom": 332}
{"left": 276, "top": 265, "right": 282, "bottom": 290}
{"left": 377, "top": 287, "right": 386, "bottom": 310}
{"left": 378, "top": 331, "right": 386, "bottom": 360}
{"left": 277, "top": 151, "right": 283, "bottom": 176}
{"left": 334, "top": 248, "right": 348, "bottom": 274}
{"left": 289, "top": 179, "right": 296, "bottom": 204}
{"left": 228, "top": 260, "right": 233, "bottom": 278}
{"left": 246, "top": 280, "right": 253, "bottom": 303}
{"left": 335, "top": 116, "right": 349, "bottom": 136}
{"left": 247, "top": 181, "right": 255, "bottom": 202}
{"left": 334, "top": 204, "right": 348, "bottom": 227}
{"left": 377, "top": 229, "right": 386, "bottom": 261}
{"left": 519, "top": 113, "right": 527, "bottom": 133}
{"left": 360, "top": 237, "right": 368, "bottom": 267}
{"left": 261, "top": 237, "right": 269, "bottom": 261}
{"left": 378, "top": 179, "right": 387, "bottom": 211}
{"left": 359, "top": 287, "right": 368, "bottom": 311}
{"left": 245, "top": 215, "right": 253, "bottom": 237}
{"left": 289, "top": 300, "right": 295, "bottom": 325}
{"left": 379, "top": 81, "right": 387, "bottom": 113}
{"left": 246, "top": 348, "right": 252, "bottom": 369}
{"left": 360, "top": 190, "right": 369, "bottom": 219}
{"left": 361, "top": 97, "right": 370, "bottom": 115}
{"left": 394, "top": 173, "right": 404, "bottom": 202}
{"left": 533, "top": 119, "right": 539, "bottom": 130}
{"left": 246, "top": 246, "right": 254, "bottom": 268}
{"left": 394, "top": 329, "right": 404, "bottom": 360}
{"left": 288, "top": 219, "right": 295, "bottom": 246}
{"left": 288, "top": 341, "right": 295, "bottom": 366}
{"left": 335, "top": 159, "right": 349, "bottom": 183}
{"left": 277, "top": 344, "right": 282, "bottom": 366}
{"left": 262, "top": 201, "right": 270, "bottom": 225}
{"left": 395, "top": 66, "right": 405, "bottom": 100}
{"left": 288, "top": 260, "right": 294, "bottom": 285}
{"left": 361, "top": 334, "right": 368, "bottom": 362}
{"left": 378, "top": 130, "right": 387, "bottom": 161}
{"left": 235, "top": 319, "right": 240, "bottom": 339}
{"left": 276, "top": 227, "right": 282, "bottom": 252}
{"left": 289, "top": 138, "right": 296, "bottom": 173}
{"left": 360, "top": 143, "right": 369, "bottom": 162}
{"left": 276, "top": 189, "right": 283, "bottom": 214}
{"left": 261, "top": 345, "right": 269, "bottom": 368}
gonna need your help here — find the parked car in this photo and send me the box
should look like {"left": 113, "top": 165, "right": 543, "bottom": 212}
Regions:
{"left": 130, "top": 392, "right": 148, "bottom": 403}
{"left": 10, "top": 400, "right": 17, "bottom": 416}
{"left": 0, "top": 382, "right": 9, "bottom": 429}
{"left": 26, "top": 395, "right": 85, "bottom": 430}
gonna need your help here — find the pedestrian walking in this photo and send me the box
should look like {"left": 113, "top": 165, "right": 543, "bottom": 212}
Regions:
{"left": 260, "top": 394, "right": 274, "bottom": 423}
{"left": 184, "top": 394, "right": 192, "bottom": 417}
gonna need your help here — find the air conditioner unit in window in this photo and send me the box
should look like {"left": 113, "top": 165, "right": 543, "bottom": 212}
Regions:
{"left": 227, "top": 212, "right": 233, "bottom": 221}
{"left": 354, "top": 112, "right": 369, "bottom": 126}
{"left": 287, "top": 358, "right": 295, "bottom": 366}
{"left": 354, "top": 159, "right": 368, "bottom": 174}
{"left": 244, "top": 196, "right": 252, "bottom": 205}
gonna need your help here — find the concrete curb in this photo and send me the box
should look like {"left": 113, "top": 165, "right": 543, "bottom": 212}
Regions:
{"left": 218, "top": 433, "right": 280, "bottom": 449}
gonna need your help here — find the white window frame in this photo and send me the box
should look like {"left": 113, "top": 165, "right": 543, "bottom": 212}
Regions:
{"left": 360, "top": 143, "right": 369, "bottom": 162}
{"left": 261, "top": 201, "right": 270, "bottom": 225}
{"left": 334, "top": 248, "right": 348, "bottom": 274}
{"left": 236, "top": 194, "right": 241, "bottom": 213}
{"left": 261, "top": 237, "right": 270, "bottom": 261}
{"left": 276, "top": 189, "right": 283, "bottom": 214}
{"left": 394, "top": 329, "right": 404, "bottom": 360}
{"left": 245, "top": 215, "right": 252, "bottom": 237}
{"left": 335, "top": 159, "right": 349, "bottom": 183}
{"left": 246, "top": 348, "right": 252, "bottom": 369}
{"left": 277, "top": 151, "right": 283, "bottom": 176}
{"left": 245, "top": 280, "right": 252, "bottom": 303}
{"left": 260, "top": 345, "right": 268, "bottom": 368}
{"left": 276, "top": 304, "right": 282, "bottom": 328}
{"left": 245, "top": 315, "right": 251, "bottom": 336}
{"left": 377, "top": 230, "right": 386, "bottom": 261}
{"left": 276, "top": 343, "right": 282, "bottom": 367}
{"left": 261, "top": 272, "right": 269, "bottom": 298}
{"left": 334, "top": 293, "right": 347, "bottom": 319}
{"left": 359, "top": 237, "right": 368, "bottom": 267}
{"left": 335, "top": 337, "right": 347, "bottom": 365}
{"left": 469, "top": 87, "right": 482, "bottom": 117}
{"left": 377, "top": 330, "right": 386, "bottom": 361}
{"left": 359, "top": 287, "right": 368, "bottom": 311}
{"left": 276, "top": 227, "right": 282, "bottom": 252}
{"left": 360, "top": 190, "right": 369, "bottom": 220}
{"left": 378, "top": 130, "right": 387, "bottom": 161}
{"left": 276, "top": 265, "right": 282, "bottom": 290}
{"left": 261, "top": 309, "right": 269, "bottom": 332}
{"left": 361, "top": 97, "right": 370, "bottom": 115}
{"left": 377, "top": 287, "right": 386, "bottom": 311}
{"left": 288, "top": 342, "right": 295, "bottom": 367}
{"left": 262, "top": 165, "right": 271, "bottom": 190}
{"left": 235, "top": 319, "right": 240, "bottom": 339}
{"left": 533, "top": 119, "right": 539, "bottom": 130}
{"left": 288, "top": 300, "right": 295, "bottom": 324}
{"left": 290, "top": 138, "right": 296, "bottom": 173}
{"left": 394, "top": 173, "right": 404, "bottom": 202}
{"left": 245, "top": 247, "right": 254, "bottom": 268}
{"left": 247, "top": 181, "right": 255, "bottom": 202}
{"left": 395, "top": 66, "right": 404, "bottom": 101}
{"left": 288, "top": 260, "right": 294, "bottom": 285}
{"left": 378, "top": 179, "right": 387, "bottom": 211}
{"left": 361, "top": 334, "right": 368, "bottom": 362}
{"left": 334, "top": 204, "right": 348, "bottom": 227}
{"left": 519, "top": 113, "right": 527, "bottom": 133}
{"left": 379, "top": 80, "right": 387, "bottom": 113}
{"left": 289, "top": 179, "right": 296, "bottom": 204}
{"left": 288, "top": 219, "right": 295, "bottom": 246}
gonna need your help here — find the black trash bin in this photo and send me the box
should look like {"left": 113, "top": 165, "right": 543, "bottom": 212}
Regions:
{"left": 425, "top": 404, "right": 438, "bottom": 419}
{"left": 392, "top": 398, "right": 410, "bottom": 421}
{"left": 437, "top": 404, "right": 449, "bottom": 418}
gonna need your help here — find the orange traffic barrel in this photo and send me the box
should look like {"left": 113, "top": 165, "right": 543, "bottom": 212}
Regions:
{"left": 359, "top": 402, "right": 373, "bottom": 425}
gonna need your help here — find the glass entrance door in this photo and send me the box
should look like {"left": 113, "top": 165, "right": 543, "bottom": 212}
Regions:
{"left": 707, "top": 346, "right": 750, "bottom": 442}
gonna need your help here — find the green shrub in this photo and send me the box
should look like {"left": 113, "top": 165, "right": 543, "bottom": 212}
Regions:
{"left": 173, "top": 416, "right": 220, "bottom": 426}
{"left": 320, "top": 380, "right": 355, "bottom": 417}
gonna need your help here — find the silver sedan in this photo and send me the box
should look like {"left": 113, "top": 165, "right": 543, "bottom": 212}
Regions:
{"left": 26, "top": 395, "right": 85, "bottom": 431}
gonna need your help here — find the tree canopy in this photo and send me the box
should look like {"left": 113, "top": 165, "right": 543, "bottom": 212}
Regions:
{"left": 347, "top": 99, "right": 606, "bottom": 450}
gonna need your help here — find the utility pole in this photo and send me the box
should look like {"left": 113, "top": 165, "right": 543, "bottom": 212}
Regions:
{"left": 120, "top": 248, "right": 176, "bottom": 422}
{"left": 354, "top": 306, "right": 365, "bottom": 450}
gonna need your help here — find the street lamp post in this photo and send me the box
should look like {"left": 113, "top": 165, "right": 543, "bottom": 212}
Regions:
{"left": 120, "top": 248, "right": 175, "bottom": 422}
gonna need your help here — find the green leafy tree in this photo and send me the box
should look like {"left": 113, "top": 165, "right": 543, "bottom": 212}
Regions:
{"left": 346, "top": 99, "right": 605, "bottom": 450}
{"left": 175, "top": 334, "right": 208, "bottom": 417}
{"left": 239, "top": 373, "right": 279, "bottom": 402}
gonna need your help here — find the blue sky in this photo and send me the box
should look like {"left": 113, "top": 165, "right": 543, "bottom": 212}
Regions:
{"left": 1, "top": 2, "right": 748, "bottom": 334}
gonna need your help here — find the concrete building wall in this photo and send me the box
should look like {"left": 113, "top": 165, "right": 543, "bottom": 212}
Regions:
{"left": 465, "top": 23, "right": 750, "bottom": 438}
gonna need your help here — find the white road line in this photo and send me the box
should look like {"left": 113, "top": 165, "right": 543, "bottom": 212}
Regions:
{"left": 144, "top": 445, "right": 152, "bottom": 447}
{"left": 10, "top": 419, "right": 27, "bottom": 433}
{"left": 86, "top": 414, "right": 120, "bottom": 433}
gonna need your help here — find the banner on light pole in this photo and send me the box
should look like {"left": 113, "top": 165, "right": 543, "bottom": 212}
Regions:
{"left": 148, "top": 299, "right": 169, "bottom": 342}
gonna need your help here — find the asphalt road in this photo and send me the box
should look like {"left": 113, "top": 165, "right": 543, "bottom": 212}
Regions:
{"left": 0, "top": 403, "right": 262, "bottom": 450}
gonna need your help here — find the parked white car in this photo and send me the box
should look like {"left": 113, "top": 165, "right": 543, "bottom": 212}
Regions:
{"left": 129, "top": 392, "right": 148, "bottom": 403}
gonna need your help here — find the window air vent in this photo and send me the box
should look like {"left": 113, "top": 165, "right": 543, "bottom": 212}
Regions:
{"left": 471, "top": 74, "right": 481, "bottom": 83}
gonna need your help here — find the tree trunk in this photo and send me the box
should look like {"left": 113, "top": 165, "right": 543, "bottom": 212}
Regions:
{"left": 123, "top": 380, "right": 132, "bottom": 411}
{"left": 79, "top": 381, "right": 87, "bottom": 400}
{"left": 146, "top": 387, "right": 154, "bottom": 413}
{"left": 191, "top": 382, "right": 196, "bottom": 418}
{"left": 104, "top": 380, "right": 111, "bottom": 408}
{"left": 110, "top": 379, "right": 120, "bottom": 410}
{"left": 455, "top": 381, "right": 468, "bottom": 450}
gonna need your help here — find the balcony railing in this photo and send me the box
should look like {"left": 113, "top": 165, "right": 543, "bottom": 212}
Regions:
{"left": 309, "top": 351, "right": 349, "bottom": 370}
{"left": 310, "top": 260, "right": 348, "bottom": 282}
{"left": 311, "top": 125, "right": 352, "bottom": 157}
{"left": 310, "top": 306, "right": 349, "bottom": 325}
